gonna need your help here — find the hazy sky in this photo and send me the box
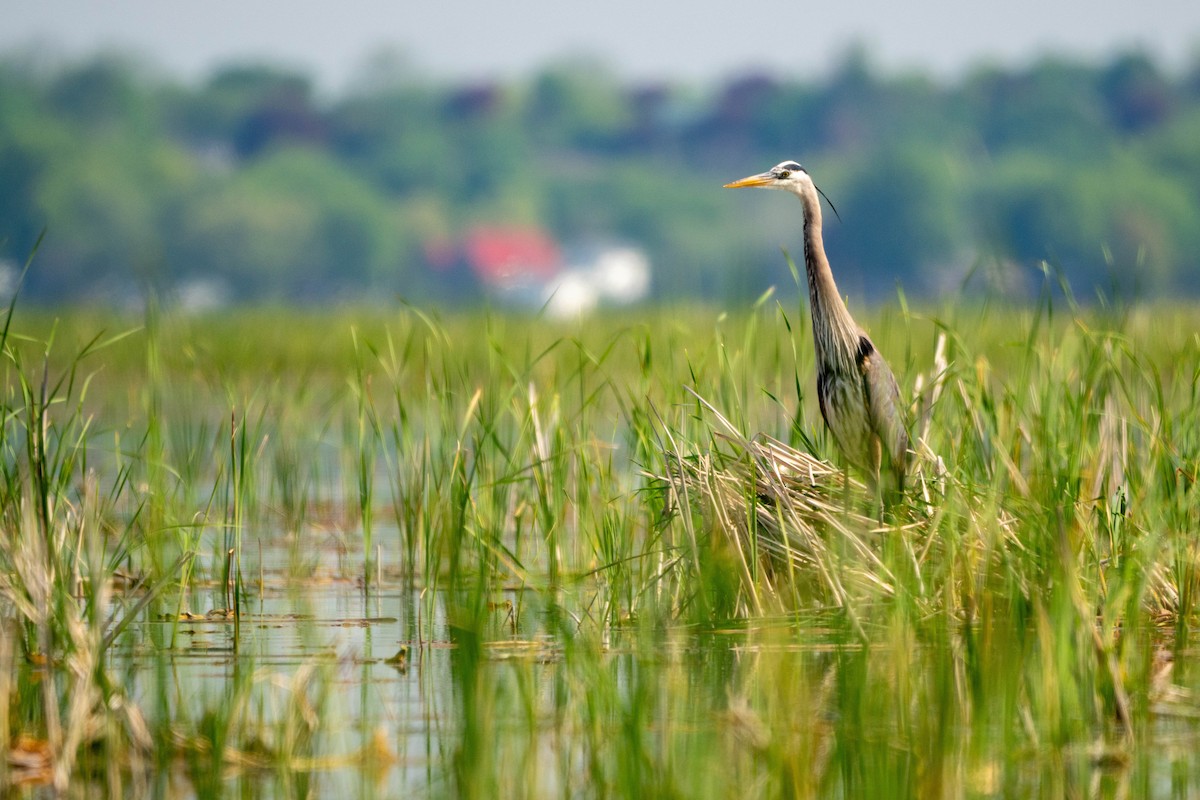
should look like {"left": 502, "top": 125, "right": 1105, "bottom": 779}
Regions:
{"left": 5, "top": 0, "right": 1200, "bottom": 89}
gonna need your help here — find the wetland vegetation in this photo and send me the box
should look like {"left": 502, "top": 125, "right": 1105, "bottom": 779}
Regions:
{"left": 2, "top": 283, "right": 1200, "bottom": 797}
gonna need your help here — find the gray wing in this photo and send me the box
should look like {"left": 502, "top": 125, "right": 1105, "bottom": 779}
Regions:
{"left": 856, "top": 334, "right": 910, "bottom": 491}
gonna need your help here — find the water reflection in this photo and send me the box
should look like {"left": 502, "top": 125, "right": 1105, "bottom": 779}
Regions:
{"left": 96, "top": 550, "right": 1199, "bottom": 799}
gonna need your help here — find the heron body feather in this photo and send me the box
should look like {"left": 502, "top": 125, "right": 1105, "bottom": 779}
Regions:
{"left": 725, "top": 161, "right": 909, "bottom": 494}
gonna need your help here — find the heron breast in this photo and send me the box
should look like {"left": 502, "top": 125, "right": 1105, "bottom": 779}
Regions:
{"left": 818, "top": 370, "right": 876, "bottom": 472}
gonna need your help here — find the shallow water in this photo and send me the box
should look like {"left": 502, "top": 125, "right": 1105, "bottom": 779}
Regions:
{"left": 115, "top": 577, "right": 444, "bottom": 795}
{"left": 76, "top": 524, "right": 1200, "bottom": 799}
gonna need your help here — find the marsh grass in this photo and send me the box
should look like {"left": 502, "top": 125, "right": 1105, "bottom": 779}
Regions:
{"left": 1, "top": 283, "right": 1200, "bottom": 797}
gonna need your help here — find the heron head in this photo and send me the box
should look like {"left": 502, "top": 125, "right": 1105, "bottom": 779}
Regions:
{"left": 724, "top": 160, "right": 840, "bottom": 220}
{"left": 723, "top": 160, "right": 811, "bottom": 192}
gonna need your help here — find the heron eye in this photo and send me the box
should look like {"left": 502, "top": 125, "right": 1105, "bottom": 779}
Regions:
{"left": 776, "top": 170, "right": 790, "bottom": 179}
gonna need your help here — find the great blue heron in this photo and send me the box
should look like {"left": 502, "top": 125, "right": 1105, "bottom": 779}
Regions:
{"left": 724, "top": 161, "right": 908, "bottom": 496}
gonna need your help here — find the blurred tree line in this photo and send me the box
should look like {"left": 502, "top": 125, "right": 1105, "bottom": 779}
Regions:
{"left": 2, "top": 47, "right": 1200, "bottom": 305}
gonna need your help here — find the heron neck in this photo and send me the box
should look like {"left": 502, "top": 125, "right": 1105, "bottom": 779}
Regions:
{"left": 799, "top": 187, "right": 859, "bottom": 370}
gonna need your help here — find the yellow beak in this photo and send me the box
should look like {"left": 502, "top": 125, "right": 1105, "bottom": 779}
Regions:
{"left": 723, "top": 172, "right": 775, "bottom": 189}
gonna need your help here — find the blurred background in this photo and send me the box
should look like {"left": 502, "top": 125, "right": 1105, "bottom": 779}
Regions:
{"left": 2, "top": 0, "right": 1200, "bottom": 313}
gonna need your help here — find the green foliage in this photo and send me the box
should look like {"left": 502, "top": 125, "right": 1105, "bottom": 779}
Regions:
{"left": 978, "top": 152, "right": 1198, "bottom": 293}
{"left": 2, "top": 49, "right": 1200, "bottom": 304}
{"left": 525, "top": 58, "right": 633, "bottom": 149}
{"left": 174, "top": 148, "right": 404, "bottom": 298}
{"left": 962, "top": 58, "right": 1116, "bottom": 158}
{"left": 833, "top": 146, "right": 970, "bottom": 295}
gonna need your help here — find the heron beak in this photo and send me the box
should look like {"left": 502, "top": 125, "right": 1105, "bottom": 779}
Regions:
{"left": 723, "top": 172, "right": 775, "bottom": 189}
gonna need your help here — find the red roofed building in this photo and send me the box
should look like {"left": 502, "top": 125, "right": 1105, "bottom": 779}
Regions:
{"left": 462, "top": 226, "right": 562, "bottom": 285}
{"left": 422, "top": 226, "right": 650, "bottom": 314}
{"left": 424, "top": 226, "right": 564, "bottom": 303}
